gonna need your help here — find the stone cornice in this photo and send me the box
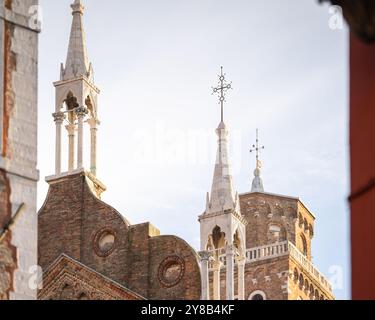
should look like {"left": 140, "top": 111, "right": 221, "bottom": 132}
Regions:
{"left": 0, "top": 6, "right": 41, "bottom": 33}
{"left": 198, "top": 209, "right": 248, "bottom": 226}
{"left": 53, "top": 75, "right": 100, "bottom": 94}
{"left": 0, "top": 157, "right": 39, "bottom": 182}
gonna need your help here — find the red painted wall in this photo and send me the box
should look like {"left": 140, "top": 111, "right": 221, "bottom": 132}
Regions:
{"left": 350, "top": 34, "right": 375, "bottom": 300}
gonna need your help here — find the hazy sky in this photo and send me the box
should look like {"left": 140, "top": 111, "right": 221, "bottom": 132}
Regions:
{"left": 38, "top": 0, "right": 350, "bottom": 299}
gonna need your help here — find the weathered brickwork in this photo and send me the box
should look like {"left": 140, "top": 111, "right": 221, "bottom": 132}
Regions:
{"left": 288, "top": 258, "right": 333, "bottom": 300}
{"left": 38, "top": 171, "right": 201, "bottom": 300}
{"left": 0, "top": 0, "right": 39, "bottom": 300}
{"left": 200, "top": 188, "right": 332, "bottom": 300}
{"left": 38, "top": 255, "right": 144, "bottom": 300}
{"left": 242, "top": 256, "right": 290, "bottom": 300}
{"left": 209, "top": 255, "right": 289, "bottom": 300}
{"left": 235, "top": 192, "right": 334, "bottom": 300}
{"left": 240, "top": 192, "right": 314, "bottom": 256}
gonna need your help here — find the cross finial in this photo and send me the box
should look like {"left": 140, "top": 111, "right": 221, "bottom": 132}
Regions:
{"left": 250, "top": 129, "right": 265, "bottom": 170}
{"left": 212, "top": 66, "right": 233, "bottom": 123}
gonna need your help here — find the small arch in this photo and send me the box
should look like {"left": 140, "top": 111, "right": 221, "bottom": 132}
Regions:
{"left": 298, "top": 213, "right": 303, "bottom": 227}
{"left": 212, "top": 226, "right": 226, "bottom": 250}
{"left": 298, "top": 274, "right": 304, "bottom": 290}
{"left": 85, "top": 95, "right": 96, "bottom": 118}
{"left": 293, "top": 268, "right": 299, "bottom": 283}
{"left": 64, "top": 91, "right": 79, "bottom": 123}
{"left": 315, "top": 289, "right": 320, "bottom": 300}
{"left": 300, "top": 234, "right": 308, "bottom": 256}
{"left": 249, "top": 290, "right": 267, "bottom": 300}
{"left": 303, "top": 218, "right": 309, "bottom": 231}
{"left": 309, "top": 224, "right": 314, "bottom": 237}
{"left": 304, "top": 279, "right": 309, "bottom": 292}
{"left": 309, "top": 284, "right": 315, "bottom": 298}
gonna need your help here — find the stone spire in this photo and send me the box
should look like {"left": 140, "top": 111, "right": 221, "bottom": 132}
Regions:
{"left": 206, "top": 121, "right": 240, "bottom": 214}
{"left": 61, "top": 0, "right": 92, "bottom": 81}
{"left": 200, "top": 68, "right": 246, "bottom": 301}
{"left": 53, "top": 0, "right": 100, "bottom": 178}
{"left": 250, "top": 129, "right": 265, "bottom": 193}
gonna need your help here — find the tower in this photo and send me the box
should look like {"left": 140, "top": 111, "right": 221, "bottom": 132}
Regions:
{"left": 198, "top": 68, "right": 247, "bottom": 300}
{"left": 38, "top": 0, "right": 202, "bottom": 301}
{"left": 237, "top": 131, "right": 334, "bottom": 300}
{"left": 198, "top": 80, "right": 334, "bottom": 300}
{"left": 52, "top": 0, "right": 100, "bottom": 177}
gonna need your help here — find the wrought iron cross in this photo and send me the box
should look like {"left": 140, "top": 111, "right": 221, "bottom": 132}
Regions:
{"left": 212, "top": 66, "right": 232, "bottom": 122}
{"left": 250, "top": 129, "right": 265, "bottom": 169}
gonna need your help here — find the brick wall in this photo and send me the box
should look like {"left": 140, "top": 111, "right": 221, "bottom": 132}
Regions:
{"left": 38, "top": 172, "right": 201, "bottom": 300}
{"left": 240, "top": 192, "right": 315, "bottom": 260}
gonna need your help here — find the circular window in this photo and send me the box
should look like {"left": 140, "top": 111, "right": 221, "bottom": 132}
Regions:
{"left": 158, "top": 256, "right": 185, "bottom": 288}
{"left": 93, "top": 228, "right": 116, "bottom": 257}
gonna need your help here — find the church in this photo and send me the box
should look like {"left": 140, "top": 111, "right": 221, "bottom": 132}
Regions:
{"left": 37, "top": 0, "right": 334, "bottom": 300}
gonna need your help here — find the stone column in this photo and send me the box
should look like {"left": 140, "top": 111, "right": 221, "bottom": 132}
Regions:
{"left": 213, "top": 260, "right": 222, "bottom": 300}
{"left": 87, "top": 117, "right": 99, "bottom": 176}
{"left": 65, "top": 123, "right": 76, "bottom": 171}
{"left": 53, "top": 112, "right": 65, "bottom": 175}
{"left": 199, "top": 251, "right": 212, "bottom": 300}
{"left": 237, "top": 257, "right": 246, "bottom": 300}
{"left": 226, "top": 245, "right": 235, "bottom": 300}
{"left": 75, "top": 107, "right": 88, "bottom": 169}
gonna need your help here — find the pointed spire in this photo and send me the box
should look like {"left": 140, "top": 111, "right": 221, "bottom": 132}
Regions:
{"left": 61, "top": 0, "right": 92, "bottom": 81}
{"left": 250, "top": 129, "right": 265, "bottom": 193}
{"left": 206, "top": 121, "right": 239, "bottom": 214}
{"left": 206, "top": 68, "right": 239, "bottom": 214}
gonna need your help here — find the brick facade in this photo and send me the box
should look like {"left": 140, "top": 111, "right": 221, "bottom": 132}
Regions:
{"left": 202, "top": 190, "right": 333, "bottom": 301}
{"left": 237, "top": 192, "right": 333, "bottom": 300}
{"left": 38, "top": 255, "right": 144, "bottom": 300}
{"left": 38, "top": 170, "right": 202, "bottom": 300}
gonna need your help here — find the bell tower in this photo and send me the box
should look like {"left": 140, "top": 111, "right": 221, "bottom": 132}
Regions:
{"left": 198, "top": 68, "right": 247, "bottom": 301}
{"left": 52, "top": 0, "right": 100, "bottom": 177}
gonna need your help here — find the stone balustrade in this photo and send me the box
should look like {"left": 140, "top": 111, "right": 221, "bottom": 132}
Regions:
{"left": 206, "top": 241, "right": 332, "bottom": 294}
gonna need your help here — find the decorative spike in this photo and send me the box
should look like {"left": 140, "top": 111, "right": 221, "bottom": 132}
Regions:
{"left": 206, "top": 192, "right": 211, "bottom": 211}
{"left": 60, "top": 63, "right": 65, "bottom": 81}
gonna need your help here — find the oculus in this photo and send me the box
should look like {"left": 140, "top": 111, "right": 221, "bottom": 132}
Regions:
{"left": 158, "top": 255, "right": 185, "bottom": 288}
{"left": 93, "top": 228, "right": 116, "bottom": 257}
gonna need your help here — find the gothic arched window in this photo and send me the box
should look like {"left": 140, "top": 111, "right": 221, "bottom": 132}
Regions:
{"left": 300, "top": 234, "right": 308, "bottom": 257}
{"left": 304, "top": 218, "right": 309, "bottom": 231}
{"left": 299, "top": 274, "right": 304, "bottom": 290}
{"left": 298, "top": 213, "right": 303, "bottom": 227}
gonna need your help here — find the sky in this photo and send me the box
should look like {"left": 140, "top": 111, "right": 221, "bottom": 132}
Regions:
{"left": 38, "top": 0, "right": 350, "bottom": 299}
